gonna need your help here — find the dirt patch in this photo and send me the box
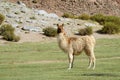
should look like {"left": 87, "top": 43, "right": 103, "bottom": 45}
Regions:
{"left": 10, "top": 57, "right": 120, "bottom": 65}
{"left": 18, "top": 32, "right": 56, "bottom": 43}
{"left": 0, "top": 32, "right": 57, "bottom": 44}
{"left": 14, "top": 60, "right": 63, "bottom": 65}
{"left": 0, "top": 31, "right": 120, "bottom": 44}
{"left": 93, "top": 33, "right": 120, "bottom": 39}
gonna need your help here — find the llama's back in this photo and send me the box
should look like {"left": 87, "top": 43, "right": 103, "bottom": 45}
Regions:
{"left": 68, "top": 35, "right": 95, "bottom": 55}
{"left": 86, "top": 35, "right": 95, "bottom": 44}
{"left": 77, "top": 35, "right": 96, "bottom": 48}
{"left": 88, "top": 35, "right": 96, "bottom": 45}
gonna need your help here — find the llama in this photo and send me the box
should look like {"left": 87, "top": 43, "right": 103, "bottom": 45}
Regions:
{"left": 57, "top": 24, "right": 96, "bottom": 70}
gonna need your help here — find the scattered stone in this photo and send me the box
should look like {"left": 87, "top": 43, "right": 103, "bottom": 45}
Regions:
{"left": 84, "top": 23, "right": 96, "bottom": 27}
{"left": 12, "top": 24, "right": 19, "bottom": 28}
{"left": 6, "top": 14, "right": 14, "bottom": 18}
{"left": 47, "top": 13, "right": 59, "bottom": 18}
{"left": 22, "top": 26, "right": 41, "bottom": 32}
{"left": 17, "top": 1, "right": 26, "bottom": 7}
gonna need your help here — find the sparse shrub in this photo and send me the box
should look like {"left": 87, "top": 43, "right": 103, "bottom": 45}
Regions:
{"left": 30, "top": 16, "right": 36, "bottom": 20}
{"left": 13, "top": 35, "right": 20, "bottom": 42}
{"left": 0, "top": 24, "right": 14, "bottom": 35}
{"left": 62, "top": 13, "right": 75, "bottom": 18}
{"left": 0, "top": 13, "right": 5, "bottom": 25}
{"left": 43, "top": 27, "right": 57, "bottom": 37}
{"left": 0, "top": 24, "right": 20, "bottom": 42}
{"left": 2, "top": 31, "right": 15, "bottom": 41}
{"left": 100, "top": 22, "right": 120, "bottom": 34}
{"left": 90, "top": 14, "right": 105, "bottom": 25}
{"left": 78, "top": 14, "right": 90, "bottom": 20}
{"left": 90, "top": 14, "right": 120, "bottom": 25}
{"left": 104, "top": 16, "right": 120, "bottom": 25}
{"left": 78, "top": 27, "right": 93, "bottom": 35}
{"left": 3, "top": 32, "right": 20, "bottom": 42}
{"left": 90, "top": 14, "right": 120, "bottom": 34}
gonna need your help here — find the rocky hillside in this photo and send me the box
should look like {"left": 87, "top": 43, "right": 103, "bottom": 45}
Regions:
{"left": 0, "top": 0, "right": 100, "bottom": 34}
{"left": 8, "top": 0, "right": 120, "bottom": 16}
{"left": 1, "top": 0, "right": 120, "bottom": 43}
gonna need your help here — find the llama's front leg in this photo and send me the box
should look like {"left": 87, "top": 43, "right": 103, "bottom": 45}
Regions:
{"left": 68, "top": 53, "right": 74, "bottom": 70}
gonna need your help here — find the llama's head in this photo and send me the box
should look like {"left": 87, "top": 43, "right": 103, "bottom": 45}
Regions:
{"left": 57, "top": 24, "right": 65, "bottom": 34}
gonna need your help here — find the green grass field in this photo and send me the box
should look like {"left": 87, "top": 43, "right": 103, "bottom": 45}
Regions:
{"left": 0, "top": 38, "right": 120, "bottom": 80}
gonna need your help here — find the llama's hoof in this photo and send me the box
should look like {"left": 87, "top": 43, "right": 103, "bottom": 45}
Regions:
{"left": 92, "top": 67, "right": 95, "bottom": 70}
{"left": 67, "top": 68, "right": 71, "bottom": 70}
{"left": 87, "top": 66, "right": 91, "bottom": 69}
{"left": 87, "top": 66, "right": 95, "bottom": 70}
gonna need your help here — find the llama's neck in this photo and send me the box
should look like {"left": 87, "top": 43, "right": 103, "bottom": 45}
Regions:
{"left": 57, "top": 33, "right": 68, "bottom": 52}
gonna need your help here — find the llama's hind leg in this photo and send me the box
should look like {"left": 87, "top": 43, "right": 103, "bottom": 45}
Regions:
{"left": 90, "top": 47, "right": 96, "bottom": 70}
{"left": 85, "top": 47, "right": 96, "bottom": 69}
{"left": 88, "top": 56, "right": 92, "bottom": 69}
{"left": 92, "top": 55, "right": 96, "bottom": 70}
{"left": 88, "top": 55, "right": 96, "bottom": 69}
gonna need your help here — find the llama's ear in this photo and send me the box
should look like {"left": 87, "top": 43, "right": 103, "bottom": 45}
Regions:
{"left": 62, "top": 24, "right": 64, "bottom": 26}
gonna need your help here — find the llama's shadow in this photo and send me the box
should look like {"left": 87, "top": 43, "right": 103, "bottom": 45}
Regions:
{"left": 82, "top": 73, "right": 120, "bottom": 77}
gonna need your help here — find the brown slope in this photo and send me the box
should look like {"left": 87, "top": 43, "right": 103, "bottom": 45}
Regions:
{"left": 8, "top": 0, "right": 120, "bottom": 16}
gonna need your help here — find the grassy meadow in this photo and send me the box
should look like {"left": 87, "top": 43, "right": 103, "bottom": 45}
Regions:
{"left": 0, "top": 38, "right": 120, "bottom": 80}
